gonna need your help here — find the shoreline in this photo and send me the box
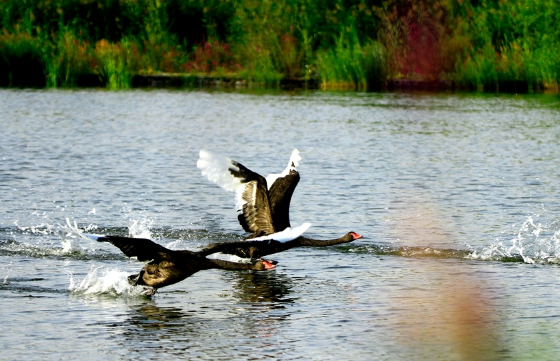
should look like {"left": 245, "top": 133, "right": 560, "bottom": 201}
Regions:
{"left": 1, "top": 72, "right": 551, "bottom": 93}
{"left": 133, "top": 74, "right": 540, "bottom": 93}
{"left": 128, "top": 74, "right": 550, "bottom": 93}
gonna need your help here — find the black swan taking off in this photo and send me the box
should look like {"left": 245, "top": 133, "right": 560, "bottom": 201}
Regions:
{"left": 83, "top": 234, "right": 276, "bottom": 295}
{"left": 196, "top": 149, "right": 363, "bottom": 259}
{"left": 197, "top": 149, "right": 312, "bottom": 241}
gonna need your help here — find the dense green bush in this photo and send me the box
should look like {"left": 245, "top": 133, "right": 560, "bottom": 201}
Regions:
{"left": 0, "top": 0, "right": 558, "bottom": 91}
{"left": 0, "top": 32, "right": 45, "bottom": 87}
{"left": 451, "top": 0, "right": 560, "bottom": 91}
{"left": 317, "top": 26, "right": 386, "bottom": 90}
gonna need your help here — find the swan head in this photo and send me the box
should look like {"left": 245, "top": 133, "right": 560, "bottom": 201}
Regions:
{"left": 253, "top": 258, "right": 277, "bottom": 270}
{"left": 348, "top": 232, "right": 363, "bottom": 241}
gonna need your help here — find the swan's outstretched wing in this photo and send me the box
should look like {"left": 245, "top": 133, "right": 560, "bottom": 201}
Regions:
{"left": 265, "top": 149, "right": 301, "bottom": 188}
{"left": 265, "top": 149, "right": 301, "bottom": 231}
{"left": 84, "top": 234, "right": 173, "bottom": 261}
{"left": 197, "top": 150, "right": 275, "bottom": 235}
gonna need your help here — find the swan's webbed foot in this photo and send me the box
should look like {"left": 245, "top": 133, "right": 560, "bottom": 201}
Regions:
{"left": 128, "top": 272, "right": 156, "bottom": 296}
{"left": 142, "top": 287, "right": 157, "bottom": 296}
{"left": 128, "top": 270, "right": 146, "bottom": 286}
{"left": 128, "top": 273, "right": 140, "bottom": 286}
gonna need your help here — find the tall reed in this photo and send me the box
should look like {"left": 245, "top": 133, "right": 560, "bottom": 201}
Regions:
{"left": 451, "top": 0, "right": 560, "bottom": 91}
{"left": 317, "top": 27, "right": 386, "bottom": 90}
{"left": 236, "top": 45, "right": 283, "bottom": 85}
{"left": 94, "top": 39, "right": 141, "bottom": 89}
{"left": 43, "top": 30, "right": 94, "bottom": 87}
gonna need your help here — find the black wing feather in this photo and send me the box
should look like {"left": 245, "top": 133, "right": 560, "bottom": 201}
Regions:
{"left": 230, "top": 161, "right": 275, "bottom": 235}
{"left": 96, "top": 236, "right": 173, "bottom": 261}
{"left": 268, "top": 169, "right": 300, "bottom": 232}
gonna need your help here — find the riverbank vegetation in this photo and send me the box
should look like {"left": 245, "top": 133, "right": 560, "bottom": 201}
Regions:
{"left": 1, "top": 0, "right": 558, "bottom": 91}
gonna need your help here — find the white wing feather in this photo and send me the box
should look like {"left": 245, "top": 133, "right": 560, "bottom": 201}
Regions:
{"left": 197, "top": 150, "right": 243, "bottom": 192}
{"left": 251, "top": 222, "right": 311, "bottom": 243}
{"left": 197, "top": 150, "right": 248, "bottom": 212}
{"left": 265, "top": 149, "right": 301, "bottom": 189}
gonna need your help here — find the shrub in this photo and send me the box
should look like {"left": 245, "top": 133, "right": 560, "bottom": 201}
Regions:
{"left": 184, "top": 38, "right": 238, "bottom": 74}
{"left": 94, "top": 39, "right": 141, "bottom": 89}
{"left": 43, "top": 30, "right": 95, "bottom": 87}
{"left": 0, "top": 31, "right": 45, "bottom": 87}
{"left": 317, "top": 26, "right": 386, "bottom": 90}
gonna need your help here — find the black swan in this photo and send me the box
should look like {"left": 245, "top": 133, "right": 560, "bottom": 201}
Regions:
{"left": 197, "top": 232, "right": 363, "bottom": 259}
{"left": 197, "top": 149, "right": 311, "bottom": 241}
{"left": 84, "top": 234, "right": 277, "bottom": 295}
{"left": 196, "top": 149, "right": 363, "bottom": 259}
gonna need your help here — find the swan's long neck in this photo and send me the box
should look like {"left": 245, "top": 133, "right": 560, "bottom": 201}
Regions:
{"left": 296, "top": 235, "right": 351, "bottom": 247}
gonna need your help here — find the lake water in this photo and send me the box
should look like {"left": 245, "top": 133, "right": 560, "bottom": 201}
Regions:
{"left": 1, "top": 88, "right": 560, "bottom": 360}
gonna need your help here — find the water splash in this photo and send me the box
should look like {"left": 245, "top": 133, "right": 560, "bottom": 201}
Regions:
{"left": 68, "top": 266, "right": 148, "bottom": 297}
{"left": 56, "top": 218, "right": 98, "bottom": 252}
{"left": 1, "top": 219, "right": 104, "bottom": 259}
{"left": 14, "top": 220, "right": 56, "bottom": 236}
{"left": 122, "top": 206, "right": 153, "bottom": 239}
{"left": 58, "top": 218, "right": 83, "bottom": 252}
{"left": 469, "top": 215, "right": 560, "bottom": 264}
{"left": 2, "top": 262, "right": 13, "bottom": 285}
{"left": 128, "top": 218, "right": 153, "bottom": 239}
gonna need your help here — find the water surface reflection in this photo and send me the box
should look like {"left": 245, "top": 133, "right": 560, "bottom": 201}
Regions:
{"left": 112, "top": 270, "right": 297, "bottom": 358}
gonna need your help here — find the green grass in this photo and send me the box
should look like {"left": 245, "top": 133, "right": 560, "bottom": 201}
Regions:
{"left": 94, "top": 39, "right": 141, "bottom": 89}
{"left": 317, "top": 27, "right": 386, "bottom": 90}
{"left": 450, "top": 0, "right": 560, "bottom": 91}
{"left": 43, "top": 30, "right": 95, "bottom": 87}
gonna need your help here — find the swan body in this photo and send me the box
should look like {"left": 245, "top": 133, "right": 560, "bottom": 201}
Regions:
{"left": 198, "top": 232, "right": 363, "bottom": 259}
{"left": 197, "top": 149, "right": 308, "bottom": 238}
{"left": 197, "top": 149, "right": 363, "bottom": 259}
{"left": 84, "top": 234, "right": 275, "bottom": 294}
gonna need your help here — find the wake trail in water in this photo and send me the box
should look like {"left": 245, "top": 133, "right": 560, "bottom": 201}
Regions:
{"left": 68, "top": 266, "right": 149, "bottom": 297}
{"left": 0, "top": 207, "right": 236, "bottom": 261}
{"left": 0, "top": 268, "right": 144, "bottom": 298}
{"left": 469, "top": 215, "right": 560, "bottom": 264}
{"left": 337, "top": 243, "right": 473, "bottom": 259}
{"left": 0, "top": 238, "right": 126, "bottom": 261}
{"left": 4, "top": 210, "right": 559, "bottom": 268}
{"left": 338, "top": 215, "right": 560, "bottom": 264}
